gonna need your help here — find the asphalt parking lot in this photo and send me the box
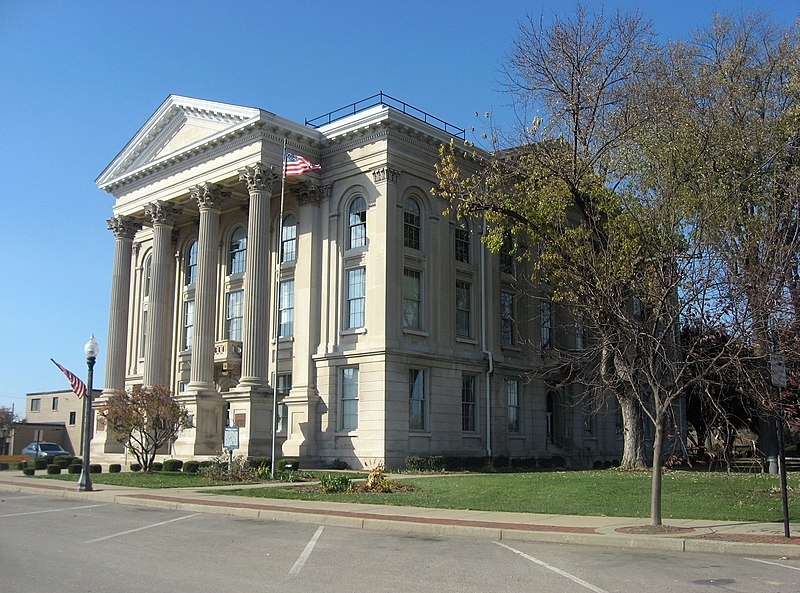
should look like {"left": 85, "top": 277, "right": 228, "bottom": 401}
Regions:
{"left": 2, "top": 492, "right": 799, "bottom": 593}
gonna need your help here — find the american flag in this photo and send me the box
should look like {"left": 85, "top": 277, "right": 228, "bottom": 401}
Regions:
{"left": 51, "top": 359, "right": 87, "bottom": 398}
{"left": 284, "top": 152, "right": 321, "bottom": 177}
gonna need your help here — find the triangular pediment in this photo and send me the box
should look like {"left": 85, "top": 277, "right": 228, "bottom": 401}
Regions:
{"left": 97, "top": 95, "right": 261, "bottom": 188}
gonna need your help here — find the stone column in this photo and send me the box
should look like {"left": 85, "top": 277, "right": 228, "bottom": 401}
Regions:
{"left": 143, "top": 201, "right": 178, "bottom": 387}
{"left": 223, "top": 163, "right": 276, "bottom": 457}
{"left": 237, "top": 164, "right": 275, "bottom": 389}
{"left": 92, "top": 215, "right": 140, "bottom": 457}
{"left": 187, "top": 183, "right": 228, "bottom": 391}
{"left": 104, "top": 215, "right": 141, "bottom": 398}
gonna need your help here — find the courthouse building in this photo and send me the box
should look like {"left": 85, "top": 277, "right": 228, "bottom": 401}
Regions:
{"left": 93, "top": 94, "right": 624, "bottom": 468}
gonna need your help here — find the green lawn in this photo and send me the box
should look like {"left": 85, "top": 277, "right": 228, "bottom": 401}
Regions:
{"left": 217, "top": 470, "right": 800, "bottom": 523}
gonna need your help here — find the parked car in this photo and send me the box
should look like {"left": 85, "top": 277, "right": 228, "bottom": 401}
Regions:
{"left": 20, "top": 442, "right": 70, "bottom": 458}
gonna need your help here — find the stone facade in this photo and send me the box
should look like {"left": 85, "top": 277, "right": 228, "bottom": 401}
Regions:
{"left": 94, "top": 95, "right": 624, "bottom": 469}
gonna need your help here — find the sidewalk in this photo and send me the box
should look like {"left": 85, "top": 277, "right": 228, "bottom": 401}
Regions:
{"left": 1, "top": 470, "right": 798, "bottom": 557}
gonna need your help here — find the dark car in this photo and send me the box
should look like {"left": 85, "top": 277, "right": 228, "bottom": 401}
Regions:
{"left": 20, "top": 442, "right": 70, "bottom": 458}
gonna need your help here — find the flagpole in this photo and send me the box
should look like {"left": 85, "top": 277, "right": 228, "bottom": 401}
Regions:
{"left": 271, "top": 139, "right": 288, "bottom": 479}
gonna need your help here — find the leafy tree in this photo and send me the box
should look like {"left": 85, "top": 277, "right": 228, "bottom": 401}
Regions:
{"left": 0, "top": 406, "right": 18, "bottom": 455}
{"left": 101, "top": 385, "right": 188, "bottom": 471}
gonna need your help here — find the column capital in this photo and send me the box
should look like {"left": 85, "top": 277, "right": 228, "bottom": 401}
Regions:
{"left": 372, "top": 167, "right": 401, "bottom": 184}
{"left": 144, "top": 200, "right": 179, "bottom": 226}
{"left": 291, "top": 182, "right": 322, "bottom": 207}
{"left": 190, "top": 182, "right": 230, "bottom": 211}
{"left": 239, "top": 163, "right": 277, "bottom": 194}
{"left": 106, "top": 215, "right": 141, "bottom": 239}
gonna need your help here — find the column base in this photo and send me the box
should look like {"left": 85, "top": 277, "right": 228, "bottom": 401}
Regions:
{"left": 173, "top": 390, "right": 226, "bottom": 457}
{"left": 223, "top": 386, "right": 274, "bottom": 457}
{"left": 281, "top": 387, "right": 320, "bottom": 458}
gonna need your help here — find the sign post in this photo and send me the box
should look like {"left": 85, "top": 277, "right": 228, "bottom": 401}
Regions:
{"left": 770, "top": 353, "right": 790, "bottom": 539}
{"left": 223, "top": 424, "right": 239, "bottom": 473}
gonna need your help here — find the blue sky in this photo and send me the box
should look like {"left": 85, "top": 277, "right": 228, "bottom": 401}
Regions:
{"left": 0, "top": 0, "right": 797, "bottom": 415}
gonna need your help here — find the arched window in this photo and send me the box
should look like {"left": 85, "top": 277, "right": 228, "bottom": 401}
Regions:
{"left": 185, "top": 241, "right": 198, "bottom": 286}
{"left": 455, "top": 221, "right": 470, "bottom": 263}
{"left": 348, "top": 196, "right": 367, "bottom": 249}
{"left": 403, "top": 197, "right": 421, "bottom": 250}
{"left": 229, "top": 227, "right": 247, "bottom": 274}
{"left": 281, "top": 214, "right": 297, "bottom": 263}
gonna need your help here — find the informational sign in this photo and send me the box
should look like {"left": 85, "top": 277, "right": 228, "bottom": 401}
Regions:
{"left": 223, "top": 425, "right": 239, "bottom": 451}
{"left": 770, "top": 353, "right": 787, "bottom": 388}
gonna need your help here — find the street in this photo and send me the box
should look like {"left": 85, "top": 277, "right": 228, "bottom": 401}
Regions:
{"left": 1, "top": 492, "right": 798, "bottom": 593}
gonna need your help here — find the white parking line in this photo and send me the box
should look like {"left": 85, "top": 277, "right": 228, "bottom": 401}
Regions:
{"left": 747, "top": 557, "right": 800, "bottom": 571}
{"left": 494, "top": 541, "right": 610, "bottom": 593}
{"left": 287, "top": 525, "right": 325, "bottom": 580}
{"left": 0, "top": 503, "right": 107, "bottom": 518}
{"left": 85, "top": 513, "right": 199, "bottom": 543}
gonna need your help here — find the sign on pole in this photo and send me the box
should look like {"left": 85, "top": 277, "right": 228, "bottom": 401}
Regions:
{"left": 224, "top": 425, "right": 240, "bottom": 451}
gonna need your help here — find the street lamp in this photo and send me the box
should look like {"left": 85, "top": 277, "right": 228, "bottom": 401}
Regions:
{"left": 78, "top": 335, "right": 99, "bottom": 492}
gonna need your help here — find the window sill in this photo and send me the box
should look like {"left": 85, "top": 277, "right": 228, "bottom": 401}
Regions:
{"left": 335, "top": 430, "right": 358, "bottom": 437}
{"left": 409, "top": 431, "right": 431, "bottom": 437}
{"left": 508, "top": 434, "right": 525, "bottom": 439}
{"left": 341, "top": 327, "right": 367, "bottom": 336}
{"left": 461, "top": 433, "right": 481, "bottom": 438}
{"left": 403, "top": 328, "right": 428, "bottom": 338}
{"left": 272, "top": 336, "right": 295, "bottom": 345}
{"left": 456, "top": 336, "right": 478, "bottom": 345}
{"left": 501, "top": 344, "right": 522, "bottom": 352}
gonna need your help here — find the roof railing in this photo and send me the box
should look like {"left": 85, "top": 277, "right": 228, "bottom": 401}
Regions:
{"left": 305, "top": 92, "right": 466, "bottom": 140}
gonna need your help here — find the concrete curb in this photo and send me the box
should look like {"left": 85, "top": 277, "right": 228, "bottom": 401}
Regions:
{"left": 2, "top": 479, "right": 798, "bottom": 558}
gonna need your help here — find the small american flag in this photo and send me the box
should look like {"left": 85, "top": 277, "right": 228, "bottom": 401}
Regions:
{"left": 284, "top": 152, "right": 321, "bottom": 177}
{"left": 51, "top": 359, "right": 87, "bottom": 398}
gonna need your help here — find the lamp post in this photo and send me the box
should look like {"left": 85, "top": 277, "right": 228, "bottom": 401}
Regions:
{"left": 78, "top": 335, "right": 99, "bottom": 492}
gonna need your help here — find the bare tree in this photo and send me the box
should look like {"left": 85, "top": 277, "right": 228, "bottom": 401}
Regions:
{"left": 0, "top": 406, "right": 18, "bottom": 456}
{"left": 102, "top": 385, "right": 189, "bottom": 471}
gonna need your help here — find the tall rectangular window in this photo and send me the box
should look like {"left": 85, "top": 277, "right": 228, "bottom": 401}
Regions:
{"left": 575, "top": 311, "right": 585, "bottom": 350}
{"left": 455, "top": 280, "right": 472, "bottom": 338}
{"left": 226, "top": 290, "right": 244, "bottom": 341}
{"left": 30, "top": 398, "right": 40, "bottom": 412}
{"left": 51, "top": 397, "right": 59, "bottom": 411}
{"left": 279, "top": 279, "right": 294, "bottom": 337}
{"left": 346, "top": 267, "right": 366, "bottom": 329}
{"left": 275, "top": 373, "right": 291, "bottom": 432}
{"left": 500, "top": 237, "right": 515, "bottom": 275}
{"left": 183, "top": 299, "right": 195, "bottom": 351}
{"left": 500, "top": 290, "right": 515, "bottom": 346}
{"left": 340, "top": 367, "right": 359, "bottom": 431}
{"left": 281, "top": 216, "right": 297, "bottom": 263}
{"left": 462, "top": 374, "right": 476, "bottom": 432}
{"left": 69, "top": 411, "right": 77, "bottom": 426}
{"left": 403, "top": 269, "right": 422, "bottom": 330}
{"left": 455, "top": 225, "right": 470, "bottom": 263}
{"left": 507, "top": 379, "right": 520, "bottom": 433}
{"left": 409, "top": 368, "right": 426, "bottom": 431}
{"left": 541, "top": 299, "right": 553, "bottom": 349}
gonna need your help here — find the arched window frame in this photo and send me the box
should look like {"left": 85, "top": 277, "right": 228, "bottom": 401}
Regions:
{"left": 347, "top": 195, "right": 367, "bottom": 250}
{"left": 185, "top": 240, "right": 198, "bottom": 286}
{"left": 280, "top": 213, "right": 298, "bottom": 264}
{"left": 229, "top": 226, "right": 247, "bottom": 275}
{"left": 403, "top": 196, "right": 422, "bottom": 251}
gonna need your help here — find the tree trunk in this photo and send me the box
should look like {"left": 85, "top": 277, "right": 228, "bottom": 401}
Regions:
{"left": 650, "top": 416, "right": 664, "bottom": 526}
{"left": 619, "top": 395, "right": 648, "bottom": 469}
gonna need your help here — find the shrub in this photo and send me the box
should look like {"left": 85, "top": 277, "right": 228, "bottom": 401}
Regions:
{"left": 277, "top": 458, "right": 299, "bottom": 472}
{"left": 551, "top": 456, "right": 566, "bottom": 469}
{"left": 248, "top": 456, "right": 270, "bottom": 469}
{"left": 16, "top": 462, "right": 27, "bottom": 470}
{"left": 163, "top": 459, "right": 183, "bottom": 472}
{"left": 109, "top": 464, "right": 122, "bottom": 473}
{"left": 318, "top": 473, "right": 352, "bottom": 493}
{"left": 593, "top": 460, "right": 604, "bottom": 469}
{"left": 183, "top": 460, "right": 200, "bottom": 474}
{"left": 201, "top": 454, "right": 256, "bottom": 482}
{"left": 538, "top": 457, "right": 553, "bottom": 469}
{"left": 0, "top": 462, "right": 8, "bottom": 471}
{"left": 198, "top": 460, "right": 213, "bottom": 469}
{"left": 47, "top": 464, "right": 62, "bottom": 475}
{"left": 89, "top": 464, "right": 102, "bottom": 474}
{"left": 404, "top": 455, "right": 445, "bottom": 472}
{"left": 493, "top": 455, "right": 510, "bottom": 469}
{"left": 130, "top": 463, "right": 142, "bottom": 472}
{"left": 55, "top": 455, "right": 73, "bottom": 465}
{"left": 330, "top": 458, "right": 350, "bottom": 470}
{"left": 22, "top": 467, "right": 35, "bottom": 476}
{"left": 151, "top": 462, "right": 163, "bottom": 472}
{"left": 68, "top": 463, "right": 82, "bottom": 474}
{"left": 34, "top": 459, "right": 48, "bottom": 470}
